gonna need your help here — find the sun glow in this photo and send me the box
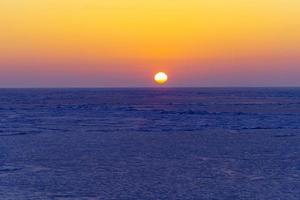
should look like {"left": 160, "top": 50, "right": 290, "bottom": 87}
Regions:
{"left": 154, "top": 72, "right": 168, "bottom": 85}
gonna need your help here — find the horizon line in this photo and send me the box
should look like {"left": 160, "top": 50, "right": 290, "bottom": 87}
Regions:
{"left": 0, "top": 86, "right": 300, "bottom": 89}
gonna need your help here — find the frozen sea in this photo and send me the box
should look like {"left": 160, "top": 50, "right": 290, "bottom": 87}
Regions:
{"left": 0, "top": 88, "right": 299, "bottom": 199}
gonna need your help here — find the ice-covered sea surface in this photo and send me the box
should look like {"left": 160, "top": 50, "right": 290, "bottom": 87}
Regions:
{"left": 0, "top": 88, "right": 299, "bottom": 199}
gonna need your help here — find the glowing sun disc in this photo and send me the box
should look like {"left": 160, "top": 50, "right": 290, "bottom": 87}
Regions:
{"left": 154, "top": 72, "right": 168, "bottom": 84}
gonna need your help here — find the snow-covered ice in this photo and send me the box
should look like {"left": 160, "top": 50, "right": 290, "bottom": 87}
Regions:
{"left": 0, "top": 88, "right": 299, "bottom": 199}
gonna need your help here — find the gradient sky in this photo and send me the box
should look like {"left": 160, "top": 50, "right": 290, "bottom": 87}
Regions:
{"left": 1, "top": 0, "right": 300, "bottom": 87}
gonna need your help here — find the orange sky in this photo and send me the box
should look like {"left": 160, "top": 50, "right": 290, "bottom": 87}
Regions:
{"left": 0, "top": 0, "right": 300, "bottom": 87}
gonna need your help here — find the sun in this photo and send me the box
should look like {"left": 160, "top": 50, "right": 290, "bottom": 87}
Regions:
{"left": 154, "top": 72, "right": 168, "bottom": 84}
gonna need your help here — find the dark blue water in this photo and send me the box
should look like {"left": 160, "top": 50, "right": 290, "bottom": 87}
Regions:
{"left": 0, "top": 88, "right": 299, "bottom": 199}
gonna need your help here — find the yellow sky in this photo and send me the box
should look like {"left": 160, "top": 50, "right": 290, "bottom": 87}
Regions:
{"left": 0, "top": 0, "right": 300, "bottom": 86}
